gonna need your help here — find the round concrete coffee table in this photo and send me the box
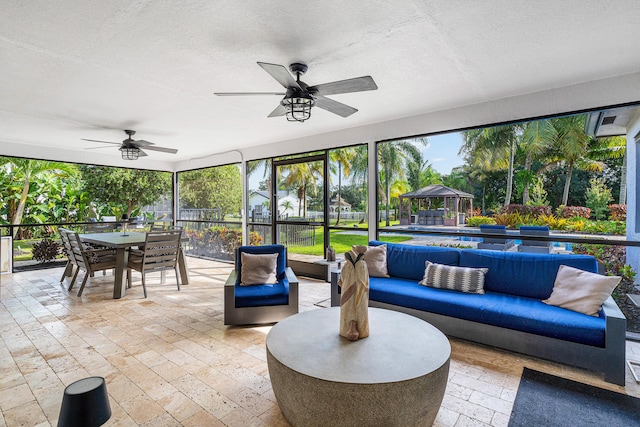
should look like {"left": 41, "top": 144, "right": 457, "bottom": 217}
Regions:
{"left": 266, "top": 307, "right": 450, "bottom": 427}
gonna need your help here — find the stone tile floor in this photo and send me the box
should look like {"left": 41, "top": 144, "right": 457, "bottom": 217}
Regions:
{"left": 1, "top": 257, "right": 639, "bottom": 426}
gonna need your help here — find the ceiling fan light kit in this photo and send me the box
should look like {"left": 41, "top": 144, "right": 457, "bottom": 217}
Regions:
{"left": 282, "top": 93, "right": 315, "bottom": 122}
{"left": 214, "top": 61, "right": 378, "bottom": 122}
{"left": 120, "top": 145, "right": 140, "bottom": 160}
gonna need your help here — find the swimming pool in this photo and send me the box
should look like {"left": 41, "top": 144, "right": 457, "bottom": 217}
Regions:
{"left": 404, "top": 227, "right": 573, "bottom": 251}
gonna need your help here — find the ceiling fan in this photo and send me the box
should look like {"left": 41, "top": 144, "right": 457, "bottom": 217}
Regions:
{"left": 214, "top": 62, "right": 378, "bottom": 122}
{"left": 82, "top": 130, "right": 178, "bottom": 160}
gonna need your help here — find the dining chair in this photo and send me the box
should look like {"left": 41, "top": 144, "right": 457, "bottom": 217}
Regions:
{"left": 126, "top": 229, "right": 182, "bottom": 298}
{"left": 67, "top": 232, "right": 117, "bottom": 297}
{"left": 58, "top": 228, "right": 78, "bottom": 286}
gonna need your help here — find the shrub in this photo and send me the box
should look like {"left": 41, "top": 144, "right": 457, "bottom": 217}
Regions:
{"left": 608, "top": 204, "right": 626, "bottom": 221}
{"left": 565, "top": 217, "right": 587, "bottom": 232}
{"left": 32, "top": 238, "right": 61, "bottom": 263}
{"left": 582, "top": 220, "right": 626, "bottom": 235}
{"left": 493, "top": 212, "right": 533, "bottom": 228}
{"left": 466, "top": 216, "right": 496, "bottom": 227}
{"left": 533, "top": 214, "right": 568, "bottom": 230}
{"left": 585, "top": 178, "right": 612, "bottom": 220}
{"left": 500, "top": 204, "right": 551, "bottom": 217}
{"left": 527, "top": 177, "right": 549, "bottom": 207}
{"left": 559, "top": 206, "right": 591, "bottom": 219}
{"left": 467, "top": 207, "right": 482, "bottom": 217}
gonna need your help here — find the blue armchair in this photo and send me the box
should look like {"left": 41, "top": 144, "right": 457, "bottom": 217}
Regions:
{"left": 224, "top": 244, "right": 299, "bottom": 325}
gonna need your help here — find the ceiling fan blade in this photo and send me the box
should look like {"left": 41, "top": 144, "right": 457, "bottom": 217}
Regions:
{"left": 138, "top": 149, "right": 148, "bottom": 157}
{"left": 214, "top": 92, "right": 286, "bottom": 96}
{"left": 257, "top": 62, "right": 301, "bottom": 89}
{"left": 133, "top": 139, "right": 154, "bottom": 147}
{"left": 142, "top": 145, "right": 178, "bottom": 154}
{"left": 268, "top": 104, "right": 287, "bottom": 118}
{"left": 309, "top": 76, "right": 378, "bottom": 96}
{"left": 81, "top": 138, "right": 119, "bottom": 145}
{"left": 314, "top": 95, "right": 358, "bottom": 118}
{"left": 85, "top": 146, "right": 114, "bottom": 150}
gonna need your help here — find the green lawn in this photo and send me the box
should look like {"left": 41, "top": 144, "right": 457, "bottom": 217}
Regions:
{"left": 287, "top": 229, "right": 410, "bottom": 256}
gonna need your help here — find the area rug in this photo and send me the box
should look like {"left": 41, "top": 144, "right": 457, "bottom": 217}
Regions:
{"left": 509, "top": 368, "right": 640, "bottom": 426}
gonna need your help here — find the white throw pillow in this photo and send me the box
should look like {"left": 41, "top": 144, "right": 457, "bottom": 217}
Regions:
{"left": 543, "top": 265, "right": 621, "bottom": 316}
{"left": 419, "top": 261, "right": 488, "bottom": 294}
{"left": 240, "top": 252, "right": 278, "bottom": 286}
{"left": 353, "top": 244, "right": 390, "bottom": 278}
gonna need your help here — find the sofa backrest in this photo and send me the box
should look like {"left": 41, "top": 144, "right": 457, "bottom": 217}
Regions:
{"left": 459, "top": 249, "right": 598, "bottom": 299}
{"left": 369, "top": 240, "right": 461, "bottom": 281}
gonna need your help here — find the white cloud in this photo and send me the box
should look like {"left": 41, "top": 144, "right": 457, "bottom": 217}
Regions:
{"left": 431, "top": 157, "right": 446, "bottom": 163}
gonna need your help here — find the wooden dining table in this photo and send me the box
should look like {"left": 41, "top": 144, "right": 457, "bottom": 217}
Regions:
{"left": 79, "top": 231, "right": 190, "bottom": 299}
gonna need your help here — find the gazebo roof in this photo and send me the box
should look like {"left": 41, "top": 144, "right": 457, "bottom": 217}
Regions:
{"left": 400, "top": 184, "right": 474, "bottom": 199}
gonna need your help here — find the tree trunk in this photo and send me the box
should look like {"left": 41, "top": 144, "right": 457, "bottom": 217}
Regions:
{"left": 359, "top": 182, "right": 368, "bottom": 224}
{"left": 504, "top": 138, "right": 515, "bottom": 207}
{"left": 336, "top": 163, "right": 342, "bottom": 226}
{"left": 12, "top": 171, "right": 32, "bottom": 238}
{"left": 619, "top": 152, "right": 627, "bottom": 205}
{"left": 522, "top": 154, "right": 532, "bottom": 205}
{"left": 385, "top": 172, "right": 391, "bottom": 227}
{"left": 482, "top": 182, "right": 486, "bottom": 215}
{"left": 561, "top": 162, "right": 574, "bottom": 206}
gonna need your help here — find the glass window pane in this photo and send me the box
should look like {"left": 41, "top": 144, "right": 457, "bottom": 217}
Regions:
{"left": 247, "top": 158, "right": 272, "bottom": 245}
{"left": 177, "top": 163, "right": 242, "bottom": 261}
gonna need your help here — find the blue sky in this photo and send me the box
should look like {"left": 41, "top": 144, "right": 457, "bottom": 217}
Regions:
{"left": 420, "top": 132, "right": 465, "bottom": 175}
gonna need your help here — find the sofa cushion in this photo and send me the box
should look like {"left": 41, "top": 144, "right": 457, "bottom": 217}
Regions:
{"left": 234, "top": 281, "right": 290, "bottom": 308}
{"left": 369, "top": 277, "right": 605, "bottom": 347}
{"left": 240, "top": 252, "right": 278, "bottom": 286}
{"left": 419, "top": 261, "right": 488, "bottom": 294}
{"left": 369, "top": 240, "right": 461, "bottom": 281}
{"left": 543, "top": 265, "right": 621, "bottom": 316}
{"left": 459, "top": 250, "right": 598, "bottom": 300}
{"left": 354, "top": 244, "right": 389, "bottom": 277}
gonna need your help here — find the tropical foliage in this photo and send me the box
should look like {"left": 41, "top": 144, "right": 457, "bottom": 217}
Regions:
{"left": 179, "top": 165, "right": 242, "bottom": 218}
{"left": 79, "top": 165, "right": 172, "bottom": 218}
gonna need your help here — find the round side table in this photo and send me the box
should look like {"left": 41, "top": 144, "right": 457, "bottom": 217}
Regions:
{"left": 266, "top": 307, "right": 451, "bottom": 427}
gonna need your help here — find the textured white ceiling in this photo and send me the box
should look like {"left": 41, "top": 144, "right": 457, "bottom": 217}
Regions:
{"left": 1, "top": 1, "right": 640, "bottom": 168}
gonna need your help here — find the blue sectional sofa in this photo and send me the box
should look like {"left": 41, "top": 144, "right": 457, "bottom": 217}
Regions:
{"left": 331, "top": 241, "right": 627, "bottom": 385}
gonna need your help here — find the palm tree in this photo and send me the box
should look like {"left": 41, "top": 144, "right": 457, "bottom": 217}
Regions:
{"left": 519, "top": 119, "right": 555, "bottom": 204}
{"left": 461, "top": 125, "right": 520, "bottom": 207}
{"left": 279, "top": 200, "right": 294, "bottom": 217}
{"left": 466, "top": 160, "right": 492, "bottom": 214}
{"left": 543, "top": 115, "right": 605, "bottom": 206}
{"left": 442, "top": 168, "right": 469, "bottom": 192}
{"left": 280, "top": 161, "right": 322, "bottom": 217}
{"left": 587, "top": 135, "right": 627, "bottom": 203}
{"left": 378, "top": 138, "right": 427, "bottom": 226}
{"left": 330, "top": 147, "right": 356, "bottom": 225}
{"left": 407, "top": 151, "right": 442, "bottom": 191}
{"left": 348, "top": 145, "right": 369, "bottom": 224}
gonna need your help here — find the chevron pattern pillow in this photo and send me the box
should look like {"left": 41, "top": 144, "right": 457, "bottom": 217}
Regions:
{"left": 419, "top": 261, "right": 488, "bottom": 294}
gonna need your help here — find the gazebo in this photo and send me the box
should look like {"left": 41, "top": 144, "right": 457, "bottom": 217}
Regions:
{"left": 399, "top": 184, "right": 474, "bottom": 226}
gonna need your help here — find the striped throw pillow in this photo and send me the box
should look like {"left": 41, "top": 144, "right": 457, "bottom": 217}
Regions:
{"left": 419, "top": 261, "right": 488, "bottom": 294}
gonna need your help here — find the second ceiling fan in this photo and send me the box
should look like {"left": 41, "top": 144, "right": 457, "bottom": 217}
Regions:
{"left": 214, "top": 62, "right": 378, "bottom": 122}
